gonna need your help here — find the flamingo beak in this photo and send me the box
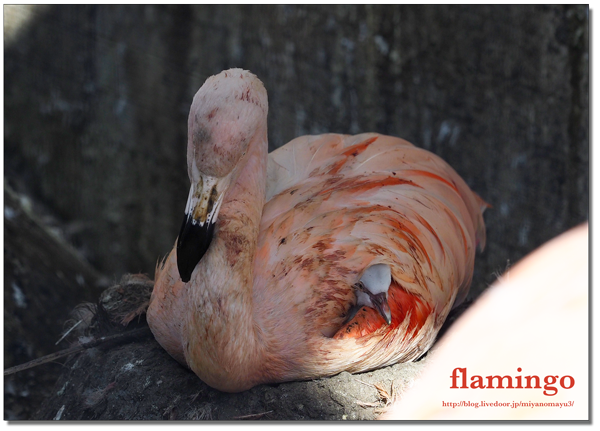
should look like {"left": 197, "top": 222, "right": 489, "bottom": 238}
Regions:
{"left": 176, "top": 176, "right": 225, "bottom": 282}
{"left": 370, "top": 292, "right": 392, "bottom": 325}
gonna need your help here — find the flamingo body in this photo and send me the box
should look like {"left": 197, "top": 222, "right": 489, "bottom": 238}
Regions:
{"left": 147, "top": 69, "right": 486, "bottom": 392}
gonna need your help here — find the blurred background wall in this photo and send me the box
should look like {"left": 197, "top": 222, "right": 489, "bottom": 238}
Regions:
{"left": 5, "top": 4, "right": 589, "bottom": 285}
{"left": 3, "top": 4, "right": 588, "bottom": 418}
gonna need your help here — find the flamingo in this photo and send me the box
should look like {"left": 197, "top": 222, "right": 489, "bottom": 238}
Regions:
{"left": 146, "top": 69, "right": 487, "bottom": 393}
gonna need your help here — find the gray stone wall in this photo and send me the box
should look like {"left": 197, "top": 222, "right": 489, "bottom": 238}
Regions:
{"left": 5, "top": 4, "right": 589, "bottom": 296}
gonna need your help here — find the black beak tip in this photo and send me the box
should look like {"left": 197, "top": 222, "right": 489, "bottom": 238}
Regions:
{"left": 177, "top": 258, "right": 193, "bottom": 283}
{"left": 370, "top": 291, "right": 392, "bottom": 326}
{"left": 176, "top": 214, "right": 215, "bottom": 283}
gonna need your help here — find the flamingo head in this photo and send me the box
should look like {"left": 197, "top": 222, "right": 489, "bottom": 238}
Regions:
{"left": 177, "top": 69, "right": 268, "bottom": 282}
{"left": 354, "top": 263, "right": 393, "bottom": 325}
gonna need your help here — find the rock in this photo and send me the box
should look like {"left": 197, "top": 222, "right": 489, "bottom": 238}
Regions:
{"left": 3, "top": 183, "right": 107, "bottom": 420}
{"left": 34, "top": 330, "right": 429, "bottom": 420}
{"left": 33, "top": 274, "right": 441, "bottom": 420}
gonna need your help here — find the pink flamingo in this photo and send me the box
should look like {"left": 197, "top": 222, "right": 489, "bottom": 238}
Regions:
{"left": 147, "top": 69, "right": 487, "bottom": 392}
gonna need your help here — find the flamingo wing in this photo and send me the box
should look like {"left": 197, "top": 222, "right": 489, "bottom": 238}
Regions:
{"left": 253, "top": 133, "right": 486, "bottom": 376}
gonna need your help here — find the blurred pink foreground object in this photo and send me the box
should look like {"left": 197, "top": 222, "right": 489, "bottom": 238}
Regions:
{"left": 381, "top": 223, "right": 588, "bottom": 420}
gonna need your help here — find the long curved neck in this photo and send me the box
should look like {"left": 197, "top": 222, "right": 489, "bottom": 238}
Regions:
{"left": 183, "top": 131, "right": 268, "bottom": 392}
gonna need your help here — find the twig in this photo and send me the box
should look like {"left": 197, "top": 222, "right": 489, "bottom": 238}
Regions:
{"left": 232, "top": 410, "right": 273, "bottom": 420}
{"left": 355, "top": 379, "right": 375, "bottom": 388}
{"left": 55, "top": 319, "right": 83, "bottom": 345}
{"left": 4, "top": 327, "right": 152, "bottom": 376}
{"left": 356, "top": 400, "right": 379, "bottom": 408}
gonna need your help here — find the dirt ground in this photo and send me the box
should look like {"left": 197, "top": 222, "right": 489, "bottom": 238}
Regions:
{"left": 30, "top": 273, "right": 474, "bottom": 421}
{"left": 33, "top": 328, "right": 431, "bottom": 421}
{"left": 34, "top": 279, "right": 482, "bottom": 421}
